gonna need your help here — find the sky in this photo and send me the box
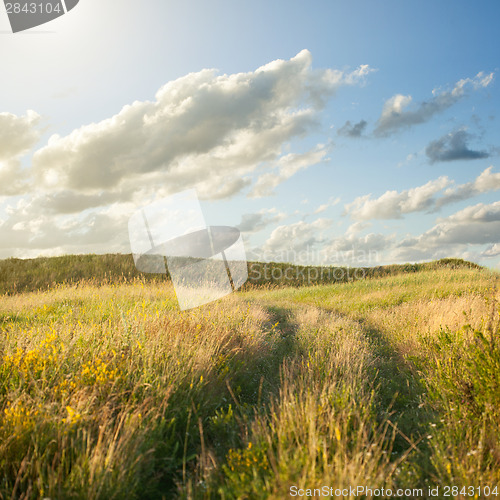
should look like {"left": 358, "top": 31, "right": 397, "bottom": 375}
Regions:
{"left": 1, "top": 0, "right": 499, "bottom": 269}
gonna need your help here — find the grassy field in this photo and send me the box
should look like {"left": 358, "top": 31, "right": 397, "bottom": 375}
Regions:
{"left": 0, "top": 253, "right": 480, "bottom": 295}
{"left": 0, "top": 257, "right": 499, "bottom": 498}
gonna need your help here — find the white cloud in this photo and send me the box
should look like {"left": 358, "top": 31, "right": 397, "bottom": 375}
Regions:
{"left": 344, "top": 167, "right": 500, "bottom": 221}
{"left": 237, "top": 208, "right": 286, "bottom": 233}
{"left": 314, "top": 221, "right": 393, "bottom": 265}
{"left": 0, "top": 110, "right": 42, "bottom": 195}
{"left": 374, "top": 72, "right": 494, "bottom": 136}
{"left": 250, "top": 144, "right": 329, "bottom": 197}
{"left": 31, "top": 50, "right": 371, "bottom": 204}
{"left": 433, "top": 202, "right": 500, "bottom": 242}
{"left": 435, "top": 166, "right": 500, "bottom": 209}
{"left": 322, "top": 234, "right": 393, "bottom": 265}
{"left": 248, "top": 218, "right": 393, "bottom": 266}
{"left": 394, "top": 201, "right": 500, "bottom": 262}
{"left": 259, "top": 218, "right": 332, "bottom": 259}
{"left": 0, "top": 160, "right": 29, "bottom": 196}
{"left": 0, "top": 110, "right": 41, "bottom": 161}
{"left": 314, "top": 196, "right": 340, "bottom": 214}
{"left": 344, "top": 176, "right": 451, "bottom": 220}
{"left": 0, "top": 52, "right": 375, "bottom": 258}
{"left": 0, "top": 199, "right": 131, "bottom": 259}
{"left": 483, "top": 243, "right": 500, "bottom": 257}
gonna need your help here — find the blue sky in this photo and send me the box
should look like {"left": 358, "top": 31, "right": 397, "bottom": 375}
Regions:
{"left": 1, "top": 0, "right": 499, "bottom": 268}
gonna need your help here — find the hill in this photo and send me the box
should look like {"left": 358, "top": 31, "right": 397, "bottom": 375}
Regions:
{"left": 0, "top": 252, "right": 482, "bottom": 295}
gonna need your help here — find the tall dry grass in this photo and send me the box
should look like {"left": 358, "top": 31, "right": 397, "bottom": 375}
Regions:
{"left": 0, "top": 280, "right": 274, "bottom": 498}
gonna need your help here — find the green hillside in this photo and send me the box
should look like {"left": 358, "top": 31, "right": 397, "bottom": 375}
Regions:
{"left": 0, "top": 253, "right": 482, "bottom": 295}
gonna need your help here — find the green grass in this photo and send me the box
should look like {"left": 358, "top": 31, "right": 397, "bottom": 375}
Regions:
{"left": 0, "top": 253, "right": 479, "bottom": 295}
{"left": 0, "top": 256, "right": 499, "bottom": 498}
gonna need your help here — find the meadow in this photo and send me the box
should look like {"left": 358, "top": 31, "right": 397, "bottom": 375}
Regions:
{"left": 0, "top": 255, "right": 499, "bottom": 499}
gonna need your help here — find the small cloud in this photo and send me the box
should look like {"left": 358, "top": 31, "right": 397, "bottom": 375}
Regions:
{"left": 397, "top": 153, "right": 417, "bottom": 168}
{"left": 0, "top": 110, "right": 42, "bottom": 161}
{"left": 237, "top": 208, "right": 286, "bottom": 233}
{"left": 344, "top": 166, "right": 500, "bottom": 221}
{"left": 337, "top": 119, "right": 367, "bottom": 138}
{"left": 261, "top": 218, "right": 332, "bottom": 256}
{"left": 395, "top": 200, "right": 500, "bottom": 263}
{"left": 426, "top": 129, "right": 489, "bottom": 163}
{"left": 249, "top": 144, "right": 330, "bottom": 198}
{"left": 344, "top": 176, "right": 451, "bottom": 220}
{"left": 314, "top": 196, "right": 340, "bottom": 214}
{"left": 434, "top": 166, "right": 500, "bottom": 209}
{"left": 0, "top": 110, "right": 43, "bottom": 195}
{"left": 374, "top": 71, "right": 494, "bottom": 136}
{"left": 483, "top": 243, "right": 500, "bottom": 257}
